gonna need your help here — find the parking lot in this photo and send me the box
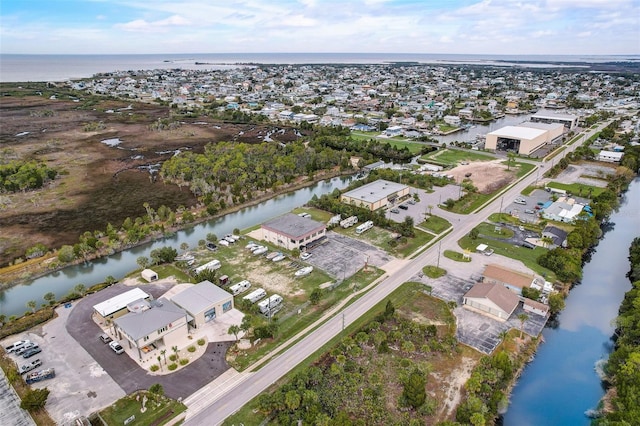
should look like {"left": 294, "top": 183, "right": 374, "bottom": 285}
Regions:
{"left": 305, "top": 231, "right": 393, "bottom": 279}
{"left": 386, "top": 184, "right": 464, "bottom": 225}
{"left": 408, "top": 254, "right": 549, "bottom": 355}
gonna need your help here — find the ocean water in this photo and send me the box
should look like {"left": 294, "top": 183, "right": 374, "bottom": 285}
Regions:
{"left": 1, "top": 53, "right": 639, "bottom": 83}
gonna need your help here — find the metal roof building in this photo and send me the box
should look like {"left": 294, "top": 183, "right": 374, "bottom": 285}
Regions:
{"left": 340, "top": 179, "right": 410, "bottom": 211}
{"left": 261, "top": 213, "right": 326, "bottom": 250}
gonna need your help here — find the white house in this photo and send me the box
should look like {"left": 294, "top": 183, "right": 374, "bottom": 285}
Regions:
{"left": 597, "top": 150, "right": 624, "bottom": 163}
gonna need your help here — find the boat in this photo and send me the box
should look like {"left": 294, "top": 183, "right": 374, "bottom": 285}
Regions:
{"left": 253, "top": 247, "right": 268, "bottom": 256}
{"left": 265, "top": 251, "right": 279, "bottom": 260}
{"left": 218, "top": 239, "right": 229, "bottom": 247}
{"left": 175, "top": 253, "right": 194, "bottom": 262}
{"left": 272, "top": 254, "right": 286, "bottom": 262}
{"left": 250, "top": 245, "right": 265, "bottom": 253}
{"left": 295, "top": 266, "right": 313, "bottom": 277}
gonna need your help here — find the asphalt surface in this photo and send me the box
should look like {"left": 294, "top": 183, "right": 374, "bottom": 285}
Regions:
{"left": 0, "top": 368, "right": 34, "bottom": 426}
{"left": 66, "top": 283, "right": 232, "bottom": 400}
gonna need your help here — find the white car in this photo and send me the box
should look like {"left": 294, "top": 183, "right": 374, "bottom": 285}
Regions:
{"left": 5, "top": 340, "right": 31, "bottom": 353}
{"left": 300, "top": 252, "right": 312, "bottom": 260}
{"left": 109, "top": 341, "right": 124, "bottom": 355}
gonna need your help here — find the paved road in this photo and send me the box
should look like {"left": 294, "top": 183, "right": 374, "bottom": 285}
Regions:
{"left": 185, "top": 122, "right": 609, "bottom": 425}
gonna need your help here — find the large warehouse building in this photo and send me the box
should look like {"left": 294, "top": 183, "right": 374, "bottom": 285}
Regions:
{"left": 484, "top": 122, "right": 564, "bottom": 156}
{"left": 530, "top": 111, "right": 578, "bottom": 131}
{"left": 340, "top": 179, "right": 410, "bottom": 211}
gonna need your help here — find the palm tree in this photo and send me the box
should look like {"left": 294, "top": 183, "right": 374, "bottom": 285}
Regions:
{"left": 74, "top": 283, "right": 86, "bottom": 296}
{"left": 157, "top": 355, "right": 163, "bottom": 371}
{"left": 427, "top": 205, "right": 434, "bottom": 215}
{"left": 172, "top": 345, "right": 179, "bottom": 362}
{"left": 180, "top": 242, "right": 189, "bottom": 252}
{"left": 26, "top": 300, "right": 37, "bottom": 313}
{"left": 160, "top": 349, "right": 167, "bottom": 364}
{"left": 541, "top": 236, "right": 554, "bottom": 248}
{"left": 507, "top": 152, "right": 516, "bottom": 170}
{"left": 43, "top": 292, "right": 56, "bottom": 306}
{"left": 228, "top": 325, "right": 241, "bottom": 341}
{"left": 517, "top": 313, "right": 529, "bottom": 339}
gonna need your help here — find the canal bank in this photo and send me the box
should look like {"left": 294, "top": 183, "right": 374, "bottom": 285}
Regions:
{"left": 502, "top": 178, "right": 640, "bottom": 425}
{"left": 0, "top": 175, "right": 354, "bottom": 318}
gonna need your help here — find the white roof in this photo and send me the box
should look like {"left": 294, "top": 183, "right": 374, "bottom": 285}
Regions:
{"left": 341, "top": 179, "right": 408, "bottom": 204}
{"left": 476, "top": 244, "right": 488, "bottom": 251}
{"left": 488, "top": 125, "right": 546, "bottom": 140}
{"left": 93, "top": 288, "right": 150, "bottom": 317}
{"left": 599, "top": 150, "right": 624, "bottom": 159}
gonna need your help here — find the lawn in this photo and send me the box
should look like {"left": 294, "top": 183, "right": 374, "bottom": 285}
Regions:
{"left": 99, "top": 391, "right": 186, "bottom": 426}
{"left": 458, "top": 234, "right": 556, "bottom": 281}
{"left": 443, "top": 250, "right": 472, "bottom": 262}
{"left": 335, "top": 223, "right": 435, "bottom": 259}
{"left": 419, "top": 214, "right": 452, "bottom": 234}
{"left": 422, "top": 148, "right": 494, "bottom": 166}
{"left": 475, "top": 222, "right": 515, "bottom": 239}
{"left": 545, "top": 181, "right": 605, "bottom": 198}
{"left": 423, "top": 265, "right": 447, "bottom": 278}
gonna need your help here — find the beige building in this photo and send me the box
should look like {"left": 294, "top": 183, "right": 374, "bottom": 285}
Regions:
{"left": 485, "top": 126, "right": 546, "bottom": 155}
{"left": 463, "top": 282, "right": 519, "bottom": 321}
{"left": 261, "top": 213, "right": 326, "bottom": 251}
{"left": 114, "top": 298, "right": 190, "bottom": 360}
{"left": 482, "top": 264, "right": 539, "bottom": 295}
{"left": 340, "top": 179, "right": 410, "bottom": 211}
{"left": 171, "top": 280, "right": 234, "bottom": 328}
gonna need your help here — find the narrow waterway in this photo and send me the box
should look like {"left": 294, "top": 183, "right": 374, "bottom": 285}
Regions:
{"left": 503, "top": 178, "right": 640, "bottom": 425}
{"left": 0, "top": 176, "right": 352, "bottom": 318}
{"left": 434, "top": 114, "right": 531, "bottom": 144}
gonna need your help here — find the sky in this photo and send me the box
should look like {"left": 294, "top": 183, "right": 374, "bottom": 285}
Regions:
{"left": 1, "top": 0, "right": 639, "bottom": 55}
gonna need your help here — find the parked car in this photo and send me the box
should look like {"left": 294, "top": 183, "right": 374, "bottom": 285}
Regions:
{"left": 300, "top": 252, "right": 312, "bottom": 260}
{"left": 15, "top": 342, "right": 37, "bottom": 356}
{"left": 407, "top": 199, "right": 416, "bottom": 205}
{"left": 390, "top": 208, "right": 400, "bottom": 214}
{"left": 398, "top": 204, "right": 409, "bottom": 210}
{"left": 19, "top": 359, "right": 42, "bottom": 375}
{"left": 109, "top": 341, "right": 124, "bottom": 355}
{"left": 524, "top": 209, "right": 535, "bottom": 214}
{"left": 99, "top": 333, "right": 112, "bottom": 344}
{"left": 206, "top": 242, "right": 217, "bottom": 251}
{"left": 514, "top": 198, "right": 527, "bottom": 205}
{"left": 22, "top": 346, "right": 42, "bottom": 359}
{"left": 5, "top": 340, "right": 31, "bottom": 353}
{"left": 521, "top": 241, "right": 536, "bottom": 249}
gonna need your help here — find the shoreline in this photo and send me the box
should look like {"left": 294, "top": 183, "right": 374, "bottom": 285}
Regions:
{"left": 0, "top": 168, "right": 354, "bottom": 291}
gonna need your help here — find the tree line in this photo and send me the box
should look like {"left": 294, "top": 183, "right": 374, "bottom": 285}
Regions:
{"left": 594, "top": 238, "right": 640, "bottom": 424}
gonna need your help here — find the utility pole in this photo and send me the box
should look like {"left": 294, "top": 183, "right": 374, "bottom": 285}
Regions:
{"left": 499, "top": 196, "right": 504, "bottom": 218}
{"left": 342, "top": 312, "right": 345, "bottom": 331}
{"left": 436, "top": 240, "right": 442, "bottom": 269}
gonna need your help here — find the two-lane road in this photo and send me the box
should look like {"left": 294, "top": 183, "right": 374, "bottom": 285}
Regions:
{"left": 185, "top": 122, "right": 610, "bottom": 425}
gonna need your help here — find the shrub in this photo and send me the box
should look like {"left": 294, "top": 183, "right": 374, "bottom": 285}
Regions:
{"left": 197, "top": 338, "right": 206, "bottom": 346}
{"left": 149, "top": 383, "right": 164, "bottom": 395}
{"left": 168, "top": 363, "right": 178, "bottom": 371}
{"left": 179, "top": 359, "right": 189, "bottom": 366}
{"left": 150, "top": 365, "right": 160, "bottom": 372}
{"left": 169, "top": 354, "right": 177, "bottom": 361}
{"left": 187, "top": 346, "right": 196, "bottom": 353}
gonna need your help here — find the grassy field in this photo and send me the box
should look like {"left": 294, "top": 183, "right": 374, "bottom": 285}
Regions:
{"left": 458, "top": 232, "right": 556, "bottom": 281}
{"left": 443, "top": 250, "right": 472, "bottom": 262}
{"left": 422, "top": 148, "right": 494, "bottom": 166}
{"left": 419, "top": 214, "right": 452, "bottom": 234}
{"left": 476, "top": 222, "right": 515, "bottom": 239}
{"left": 545, "top": 181, "right": 606, "bottom": 198}
{"left": 99, "top": 391, "right": 186, "bottom": 426}
{"left": 334, "top": 221, "right": 435, "bottom": 258}
{"left": 224, "top": 281, "right": 479, "bottom": 426}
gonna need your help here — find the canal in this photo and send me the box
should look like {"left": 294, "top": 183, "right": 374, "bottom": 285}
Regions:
{"left": 0, "top": 176, "right": 352, "bottom": 318}
{"left": 503, "top": 178, "right": 640, "bottom": 425}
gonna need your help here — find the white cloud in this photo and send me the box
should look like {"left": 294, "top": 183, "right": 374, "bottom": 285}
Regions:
{"left": 115, "top": 14, "right": 191, "bottom": 32}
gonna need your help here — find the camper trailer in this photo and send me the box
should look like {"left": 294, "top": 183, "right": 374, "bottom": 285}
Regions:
{"left": 340, "top": 216, "right": 358, "bottom": 228}
{"left": 258, "top": 294, "right": 284, "bottom": 315}
{"left": 194, "top": 259, "right": 221, "bottom": 274}
{"left": 229, "top": 280, "right": 251, "bottom": 296}
{"left": 355, "top": 221, "right": 374, "bottom": 234}
{"left": 243, "top": 288, "right": 267, "bottom": 303}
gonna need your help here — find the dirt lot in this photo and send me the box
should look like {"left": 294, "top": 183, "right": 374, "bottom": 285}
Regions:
{"left": 446, "top": 159, "right": 517, "bottom": 194}
{"left": 0, "top": 88, "right": 303, "bottom": 267}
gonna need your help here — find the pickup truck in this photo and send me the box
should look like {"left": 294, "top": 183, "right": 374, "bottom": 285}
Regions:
{"left": 19, "top": 359, "right": 42, "bottom": 375}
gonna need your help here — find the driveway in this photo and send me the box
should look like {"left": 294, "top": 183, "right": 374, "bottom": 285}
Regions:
{"left": 66, "top": 283, "right": 232, "bottom": 400}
